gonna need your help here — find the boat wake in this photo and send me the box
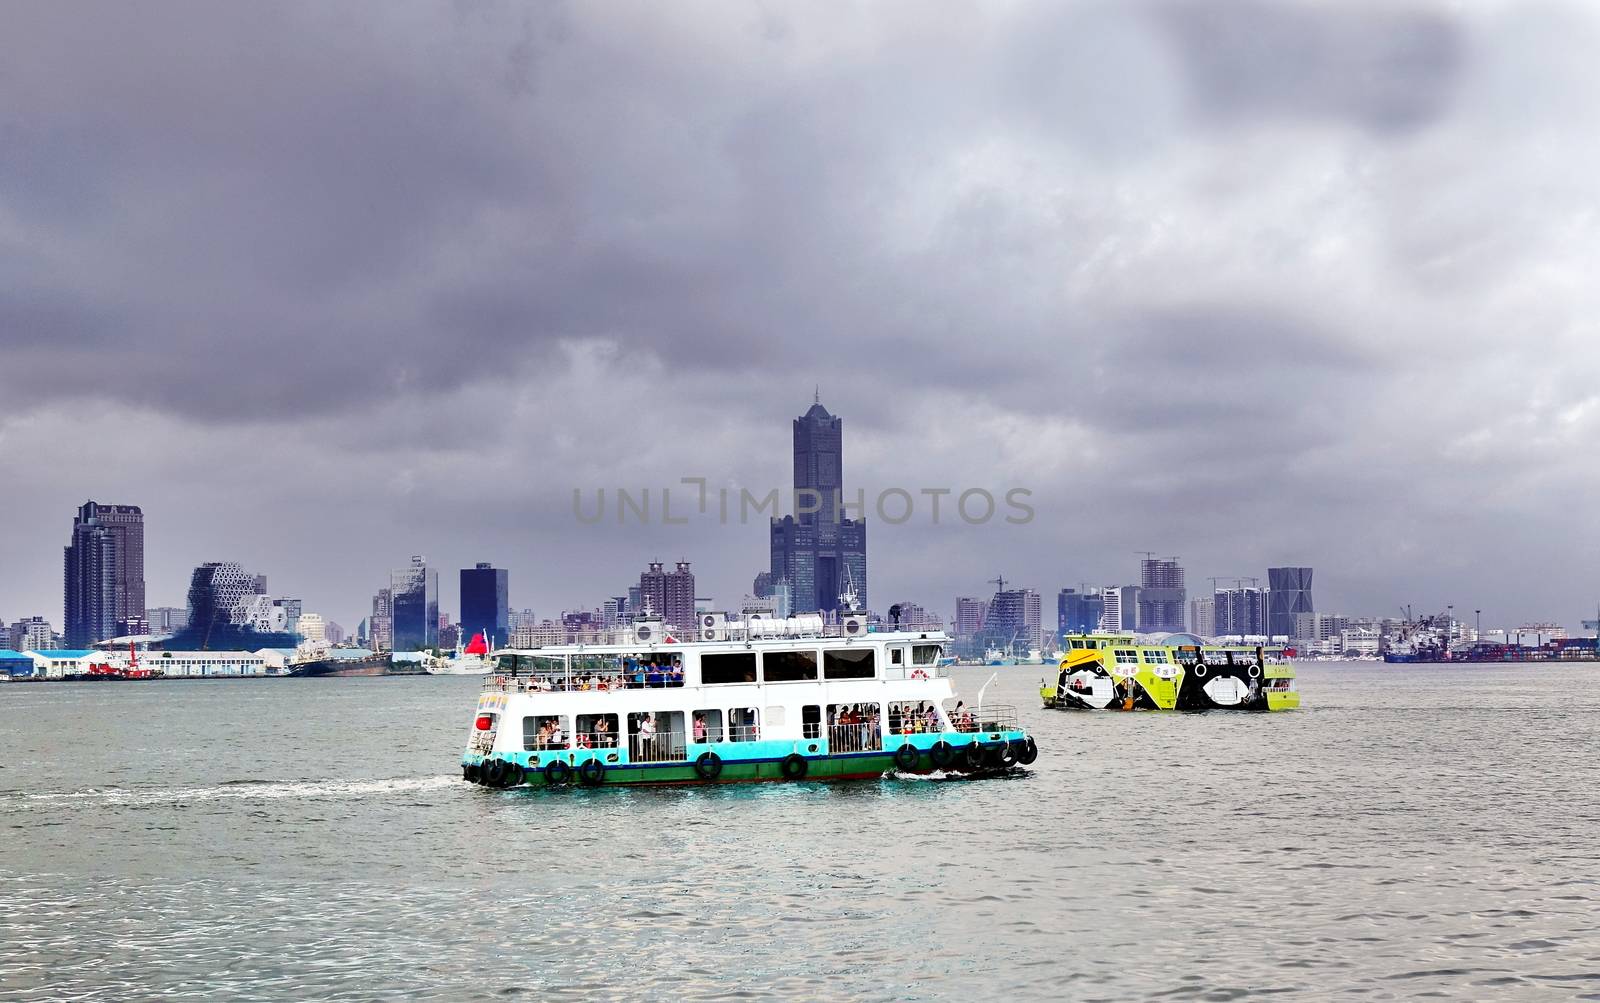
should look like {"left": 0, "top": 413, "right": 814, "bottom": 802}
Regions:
{"left": 0, "top": 775, "right": 458, "bottom": 810}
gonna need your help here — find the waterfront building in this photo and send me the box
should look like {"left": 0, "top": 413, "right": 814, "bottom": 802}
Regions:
{"left": 297, "top": 612, "right": 327, "bottom": 643}
{"left": 1214, "top": 587, "right": 1266, "bottom": 636}
{"left": 1099, "top": 588, "right": 1124, "bottom": 632}
{"left": 1294, "top": 612, "right": 1348, "bottom": 644}
{"left": 324, "top": 620, "right": 345, "bottom": 645}
{"left": 1057, "top": 589, "right": 1101, "bottom": 636}
{"left": 147, "top": 650, "right": 271, "bottom": 678}
{"left": 752, "top": 571, "right": 774, "bottom": 599}
{"left": 769, "top": 397, "right": 868, "bottom": 613}
{"left": 1136, "top": 558, "right": 1186, "bottom": 632}
{"left": 390, "top": 556, "right": 438, "bottom": 651}
{"left": 1341, "top": 627, "right": 1380, "bottom": 656}
{"left": 0, "top": 649, "right": 35, "bottom": 678}
{"left": 25, "top": 650, "right": 97, "bottom": 679}
{"left": 954, "top": 596, "right": 987, "bottom": 637}
{"left": 370, "top": 588, "right": 393, "bottom": 652}
{"left": 460, "top": 563, "right": 510, "bottom": 648}
{"left": 63, "top": 500, "right": 146, "bottom": 647}
{"left": 509, "top": 608, "right": 538, "bottom": 646}
{"left": 147, "top": 606, "right": 188, "bottom": 633}
{"left": 1267, "top": 567, "right": 1315, "bottom": 639}
{"left": 639, "top": 561, "right": 696, "bottom": 632}
{"left": 9, "top": 616, "right": 54, "bottom": 652}
{"left": 1188, "top": 596, "right": 1217, "bottom": 637}
{"left": 987, "top": 588, "right": 1042, "bottom": 650}
{"left": 171, "top": 562, "right": 299, "bottom": 648}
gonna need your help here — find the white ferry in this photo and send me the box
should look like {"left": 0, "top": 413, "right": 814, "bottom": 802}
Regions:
{"left": 462, "top": 614, "right": 1037, "bottom": 788}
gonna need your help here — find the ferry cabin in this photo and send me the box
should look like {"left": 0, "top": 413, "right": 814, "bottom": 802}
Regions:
{"left": 465, "top": 628, "right": 1034, "bottom": 787}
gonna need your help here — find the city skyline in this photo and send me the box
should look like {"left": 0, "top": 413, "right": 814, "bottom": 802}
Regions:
{"left": 4, "top": 5, "right": 1600, "bottom": 632}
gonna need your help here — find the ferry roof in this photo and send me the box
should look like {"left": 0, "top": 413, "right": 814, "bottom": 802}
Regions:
{"left": 494, "top": 628, "right": 949, "bottom": 657}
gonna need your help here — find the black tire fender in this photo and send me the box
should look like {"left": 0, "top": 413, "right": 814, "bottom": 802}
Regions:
{"left": 894, "top": 744, "right": 920, "bottom": 771}
{"left": 963, "top": 742, "right": 987, "bottom": 771}
{"left": 694, "top": 751, "right": 724, "bottom": 781}
{"left": 544, "top": 759, "right": 572, "bottom": 786}
{"left": 780, "top": 753, "right": 808, "bottom": 780}
{"left": 1018, "top": 737, "right": 1039, "bottom": 765}
{"left": 929, "top": 741, "right": 955, "bottom": 769}
{"left": 577, "top": 759, "right": 605, "bottom": 787}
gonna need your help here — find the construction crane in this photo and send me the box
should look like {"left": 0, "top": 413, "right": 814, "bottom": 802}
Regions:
{"left": 988, "top": 575, "right": 1007, "bottom": 594}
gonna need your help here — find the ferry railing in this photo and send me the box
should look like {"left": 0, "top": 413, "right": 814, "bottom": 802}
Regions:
{"left": 827, "top": 722, "right": 884, "bottom": 754}
{"left": 572, "top": 729, "right": 622, "bottom": 750}
{"left": 882, "top": 664, "right": 950, "bottom": 680}
{"left": 628, "top": 731, "right": 689, "bottom": 764}
{"left": 947, "top": 705, "right": 1020, "bottom": 734}
{"left": 482, "top": 673, "right": 687, "bottom": 693}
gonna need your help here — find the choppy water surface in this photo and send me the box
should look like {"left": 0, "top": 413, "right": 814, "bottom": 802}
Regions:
{"left": 4, "top": 663, "right": 1600, "bottom": 1001}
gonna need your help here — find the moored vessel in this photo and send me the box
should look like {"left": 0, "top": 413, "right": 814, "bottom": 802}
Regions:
{"left": 426, "top": 632, "right": 494, "bottom": 675}
{"left": 462, "top": 617, "right": 1038, "bottom": 789}
{"left": 288, "top": 646, "right": 395, "bottom": 678}
{"left": 1041, "top": 634, "right": 1299, "bottom": 711}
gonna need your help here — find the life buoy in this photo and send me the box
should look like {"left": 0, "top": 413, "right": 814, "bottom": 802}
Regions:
{"left": 910, "top": 668, "right": 930, "bottom": 680}
{"left": 929, "top": 741, "right": 955, "bottom": 769}
{"left": 963, "top": 742, "right": 987, "bottom": 771}
{"left": 894, "top": 744, "right": 920, "bottom": 770}
{"left": 1248, "top": 662, "right": 1262, "bottom": 678}
{"left": 780, "top": 753, "right": 808, "bottom": 780}
{"left": 482, "top": 758, "right": 508, "bottom": 787}
{"left": 544, "top": 759, "right": 572, "bottom": 786}
{"left": 694, "top": 750, "right": 723, "bottom": 781}
{"left": 1193, "top": 662, "right": 1208, "bottom": 677}
{"left": 578, "top": 759, "right": 605, "bottom": 786}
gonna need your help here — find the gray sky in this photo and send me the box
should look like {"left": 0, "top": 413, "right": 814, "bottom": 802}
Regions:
{"left": 3, "top": 1, "right": 1598, "bottom": 632}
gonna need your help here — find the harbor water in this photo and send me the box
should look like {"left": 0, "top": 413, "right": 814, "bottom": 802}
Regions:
{"left": 3, "top": 662, "right": 1599, "bottom": 1001}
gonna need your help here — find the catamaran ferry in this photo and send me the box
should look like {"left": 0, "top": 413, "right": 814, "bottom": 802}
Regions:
{"left": 462, "top": 615, "right": 1038, "bottom": 788}
{"left": 1040, "top": 634, "right": 1299, "bottom": 712}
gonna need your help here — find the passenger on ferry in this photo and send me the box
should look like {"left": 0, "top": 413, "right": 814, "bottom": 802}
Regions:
{"left": 692, "top": 712, "right": 707, "bottom": 743}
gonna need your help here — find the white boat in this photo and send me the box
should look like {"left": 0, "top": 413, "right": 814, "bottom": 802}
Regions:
{"left": 428, "top": 632, "right": 494, "bottom": 676}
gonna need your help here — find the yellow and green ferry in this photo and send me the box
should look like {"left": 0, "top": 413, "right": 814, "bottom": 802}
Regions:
{"left": 1040, "top": 634, "right": 1299, "bottom": 712}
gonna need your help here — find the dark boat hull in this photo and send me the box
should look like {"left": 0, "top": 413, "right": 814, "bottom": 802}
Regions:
{"left": 289, "top": 654, "right": 397, "bottom": 677}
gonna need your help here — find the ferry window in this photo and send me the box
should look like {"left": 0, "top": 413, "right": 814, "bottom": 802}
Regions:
{"left": 1114, "top": 649, "right": 1138, "bottom": 665}
{"left": 763, "top": 650, "right": 818, "bottom": 682}
{"left": 827, "top": 703, "right": 882, "bottom": 752}
{"left": 701, "top": 653, "right": 756, "bottom": 685}
{"left": 523, "top": 714, "right": 570, "bottom": 751}
{"left": 912, "top": 644, "right": 941, "bottom": 665}
{"left": 890, "top": 647, "right": 904, "bottom": 666}
{"left": 888, "top": 701, "right": 942, "bottom": 735}
{"left": 728, "top": 707, "right": 760, "bottom": 742}
{"left": 802, "top": 705, "right": 823, "bottom": 740}
{"left": 692, "top": 709, "right": 724, "bottom": 743}
{"left": 823, "top": 648, "right": 875, "bottom": 680}
{"left": 628, "top": 711, "right": 686, "bottom": 763}
{"left": 575, "top": 713, "right": 619, "bottom": 749}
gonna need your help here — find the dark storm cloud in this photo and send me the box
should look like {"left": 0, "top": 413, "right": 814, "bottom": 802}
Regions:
{"left": 2, "top": 1, "right": 1599, "bottom": 631}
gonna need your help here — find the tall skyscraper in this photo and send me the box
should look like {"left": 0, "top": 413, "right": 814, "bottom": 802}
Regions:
{"left": 1058, "top": 588, "right": 1101, "bottom": 636}
{"left": 460, "top": 563, "right": 510, "bottom": 647}
{"left": 954, "top": 597, "right": 987, "bottom": 637}
{"left": 1136, "top": 557, "right": 1187, "bottom": 632}
{"left": 370, "top": 588, "right": 393, "bottom": 651}
{"left": 769, "top": 397, "right": 868, "bottom": 613}
{"left": 1215, "top": 587, "right": 1265, "bottom": 636}
{"left": 638, "top": 561, "right": 696, "bottom": 631}
{"left": 390, "top": 556, "right": 439, "bottom": 651}
{"left": 1099, "top": 588, "right": 1123, "bottom": 632}
{"left": 63, "top": 500, "right": 145, "bottom": 647}
{"left": 987, "top": 588, "right": 1042, "bottom": 650}
{"left": 1267, "top": 567, "right": 1315, "bottom": 639}
{"left": 1189, "top": 596, "right": 1217, "bottom": 637}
